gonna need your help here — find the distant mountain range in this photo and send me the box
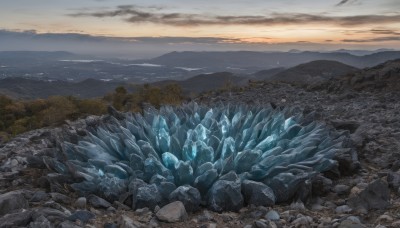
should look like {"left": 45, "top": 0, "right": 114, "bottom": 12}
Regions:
{"left": 144, "top": 50, "right": 400, "bottom": 70}
{"left": 2, "top": 58, "right": 399, "bottom": 99}
{"left": 2, "top": 50, "right": 400, "bottom": 84}
{"left": 1, "top": 50, "right": 400, "bottom": 99}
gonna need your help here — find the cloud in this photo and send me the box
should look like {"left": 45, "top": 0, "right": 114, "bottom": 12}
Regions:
{"left": 335, "top": 0, "right": 359, "bottom": 6}
{"left": 370, "top": 29, "right": 400, "bottom": 35}
{"left": 68, "top": 5, "right": 400, "bottom": 27}
{"left": 0, "top": 29, "right": 240, "bottom": 44}
{"left": 336, "top": 0, "right": 350, "bottom": 6}
{"left": 342, "top": 36, "right": 400, "bottom": 43}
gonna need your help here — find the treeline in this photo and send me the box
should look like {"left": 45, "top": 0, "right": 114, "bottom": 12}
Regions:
{"left": 0, "top": 83, "right": 185, "bottom": 142}
{"left": 105, "top": 83, "right": 184, "bottom": 112}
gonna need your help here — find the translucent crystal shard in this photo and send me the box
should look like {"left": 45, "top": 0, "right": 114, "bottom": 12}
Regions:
{"left": 50, "top": 102, "right": 350, "bottom": 211}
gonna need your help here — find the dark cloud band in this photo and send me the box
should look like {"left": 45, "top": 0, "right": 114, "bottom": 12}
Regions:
{"left": 68, "top": 5, "right": 400, "bottom": 27}
{"left": 342, "top": 36, "right": 400, "bottom": 43}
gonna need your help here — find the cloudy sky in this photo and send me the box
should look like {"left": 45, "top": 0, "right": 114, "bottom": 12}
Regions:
{"left": 0, "top": 0, "right": 399, "bottom": 58}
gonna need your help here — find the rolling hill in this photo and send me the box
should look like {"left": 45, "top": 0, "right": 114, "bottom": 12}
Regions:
{"left": 325, "top": 59, "right": 400, "bottom": 91}
{"left": 266, "top": 60, "right": 358, "bottom": 84}
{"left": 0, "top": 72, "right": 245, "bottom": 99}
{"left": 0, "top": 78, "right": 125, "bottom": 99}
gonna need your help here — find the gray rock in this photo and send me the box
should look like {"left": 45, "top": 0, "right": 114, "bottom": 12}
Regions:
{"left": 265, "top": 210, "right": 280, "bottom": 221}
{"left": 346, "top": 216, "right": 361, "bottom": 224}
{"left": 219, "top": 171, "right": 238, "bottom": 181}
{"left": 149, "top": 217, "right": 160, "bottom": 228}
{"left": 333, "top": 184, "right": 351, "bottom": 195}
{"left": 203, "top": 223, "right": 217, "bottom": 228}
{"left": 197, "top": 210, "right": 213, "bottom": 223}
{"left": 169, "top": 186, "right": 201, "bottom": 212}
{"left": 85, "top": 115, "right": 101, "bottom": 127}
{"left": 291, "top": 216, "right": 312, "bottom": 227}
{"left": 254, "top": 220, "right": 267, "bottom": 228}
{"left": 376, "top": 214, "right": 394, "bottom": 223}
{"left": 136, "top": 184, "right": 162, "bottom": 210}
{"left": 290, "top": 200, "right": 305, "bottom": 210}
{"left": 334, "top": 148, "right": 360, "bottom": 176}
{"left": 127, "top": 178, "right": 147, "bottom": 209}
{"left": 107, "top": 206, "right": 116, "bottom": 213}
{"left": 0, "top": 210, "right": 32, "bottom": 228}
{"left": 250, "top": 209, "right": 264, "bottom": 219}
{"left": 30, "top": 191, "right": 50, "bottom": 202}
{"left": 156, "top": 201, "right": 188, "bottom": 223}
{"left": 207, "top": 180, "right": 243, "bottom": 212}
{"left": 42, "top": 201, "right": 70, "bottom": 215}
{"left": 335, "top": 205, "right": 353, "bottom": 214}
{"left": 157, "top": 181, "right": 176, "bottom": 206}
{"left": 119, "top": 215, "right": 140, "bottom": 228}
{"left": 58, "top": 220, "right": 82, "bottom": 228}
{"left": 28, "top": 215, "right": 52, "bottom": 228}
{"left": 387, "top": 172, "right": 400, "bottom": 190}
{"left": 312, "top": 174, "right": 333, "bottom": 196}
{"left": 242, "top": 180, "right": 275, "bottom": 207}
{"left": 31, "top": 207, "right": 67, "bottom": 224}
{"left": 68, "top": 210, "right": 95, "bottom": 224}
{"left": 50, "top": 193, "right": 72, "bottom": 204}
{"left": 104, "top": 223, "right": 118, "bottom": 228}
{"left": 135, "top": 207, "right": 150, "bottom": 215}
{"left": 391, "top": 220, "right": 400, "bottom": 227}
{"left": 113, "top": 201, "right": 130, "bottom": 210}
{"left": 74, "top": 197, "right": 87, "bottom": 209}
{"left": 348, "top": 179, "right": 390, "bottom": 211}
{"left": 338, "top": 219, "right": 366, "bottom": 228}
{"left": 0, "top": 190, "right": 29, "bottom": 216}
{"left": 88, "top": 194, "right": 111, "bottom": 208}
{"left": 154, "top": 205, "right": 160, "bottom": 213}
{"left": 331, "top": 120, "right": 360, "bottom": 133}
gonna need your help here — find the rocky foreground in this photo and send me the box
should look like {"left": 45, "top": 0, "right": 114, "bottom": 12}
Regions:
{"left": 1, "top": 76, "right": 400, "bottom": 227}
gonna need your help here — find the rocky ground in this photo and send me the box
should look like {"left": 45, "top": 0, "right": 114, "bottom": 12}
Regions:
{"left": 1, "top": 80, "right": 400, "bottom": 228}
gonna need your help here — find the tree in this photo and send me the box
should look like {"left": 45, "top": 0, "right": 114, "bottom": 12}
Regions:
{"left": 39, "top": 96, "right": 78, "bottom": 126}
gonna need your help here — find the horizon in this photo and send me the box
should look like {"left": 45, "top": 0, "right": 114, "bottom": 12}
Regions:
{"left": 1, "top": 0, "right": 400, "bottom": 59}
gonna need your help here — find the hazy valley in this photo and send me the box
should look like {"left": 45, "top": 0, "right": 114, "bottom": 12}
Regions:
{"left": 1, "top": 50, "right": 400, "bottom": 99}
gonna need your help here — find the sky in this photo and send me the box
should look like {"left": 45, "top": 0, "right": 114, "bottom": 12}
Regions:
{"left": 0, "top": 0, "right": 399, "bottom": 58}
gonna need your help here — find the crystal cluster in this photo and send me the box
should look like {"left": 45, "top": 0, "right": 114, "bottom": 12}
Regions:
{"left": 49, "top": 103, "right": 348, "bottom": 212}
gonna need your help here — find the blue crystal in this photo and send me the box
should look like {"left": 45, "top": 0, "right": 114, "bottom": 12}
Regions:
{"left": 50, "top": 102, "right": 349, "bottom": 211}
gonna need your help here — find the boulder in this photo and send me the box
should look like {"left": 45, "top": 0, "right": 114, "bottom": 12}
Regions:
{"left": 207, "top": 180, "right": 243, "bottom": 212}
{"left": 68, "top": 210, "right": 95, "bottom": 224}
{"left": 0, "top": 210, "right": 32, "bottom": 228}
{"left": 28, "top": 215, "right": 52, "bottom": 228}
{"left": 74, "top": 197, "right": 87, "bottom": 209}
{"left": 348, "top": 179, "right": 390, "bottom": 211}
{"left": 169, "top": 186, "right": 201, "bottom": 212}
{"left": 119, "top": 215, "right": 140, "bottom": 228}
{"left": 387, "top": 172, "right": 400, "bottom": 190}
{"left": 87, "top": 194, "right": 111, "bottom": 208}
{"left": 241, "top": 180, "right": 275, "bottom": 207}
{"left": 135, "top": 184, "right": 162, "bottom": 210}
{"left": 156, "top": 201, "right": 188, "bottom": 223}
{"left": 0, "top": 190, "right": 29, "bottom": 216}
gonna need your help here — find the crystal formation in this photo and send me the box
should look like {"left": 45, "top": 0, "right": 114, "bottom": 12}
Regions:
{"left": 48, "top": 102, "right": 349, "bottom": 211}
